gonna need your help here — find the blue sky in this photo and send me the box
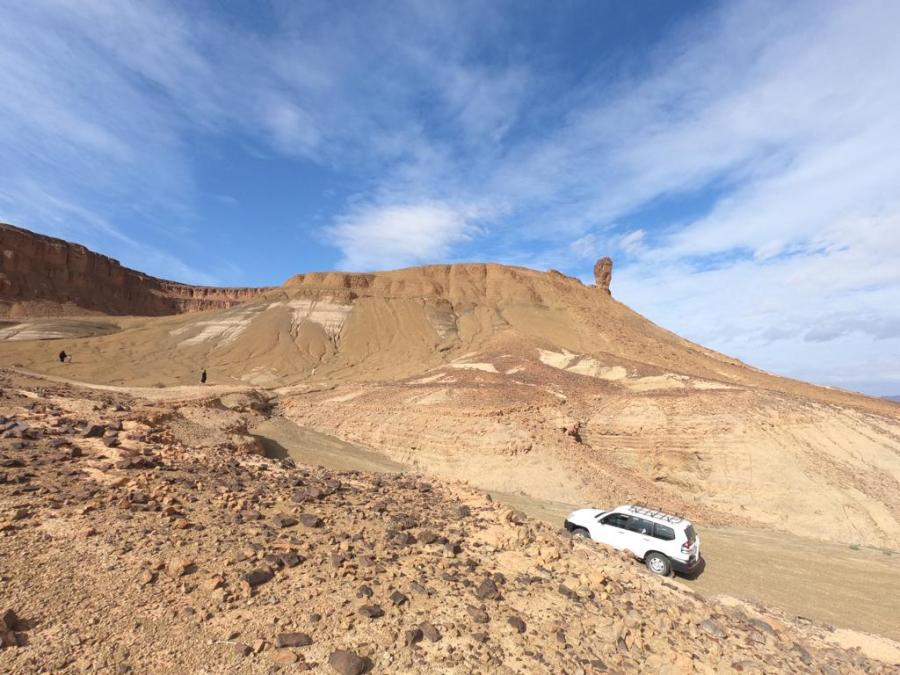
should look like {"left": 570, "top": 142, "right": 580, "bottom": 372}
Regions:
{"left": 2, "top": 0, "right": 900, "bottom": 396}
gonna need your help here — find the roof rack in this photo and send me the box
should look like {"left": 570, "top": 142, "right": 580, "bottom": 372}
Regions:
{"left": 627, "top": 504, "right": 683, "bottom": 524}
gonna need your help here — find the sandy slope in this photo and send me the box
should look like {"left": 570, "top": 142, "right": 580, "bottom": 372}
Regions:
{"left": 250, "top": 412, "right": 900, "bottom": 647}
{"left": 2, "top": 370, "right": 898, "bottom": 672}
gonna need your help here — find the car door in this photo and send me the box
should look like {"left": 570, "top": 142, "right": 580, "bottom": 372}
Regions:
{"left": 623, "top": 516, "right": 655, "bottom": 558}
{"left": 595, "top": 513, "right": 633, "bottom": 550}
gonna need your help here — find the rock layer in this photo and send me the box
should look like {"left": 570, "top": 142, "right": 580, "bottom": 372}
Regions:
{"left": 0, "top": 223, "right": 270, "bottom": 318}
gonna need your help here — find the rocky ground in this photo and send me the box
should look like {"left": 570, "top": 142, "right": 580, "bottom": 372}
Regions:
{"left": 0, "top": 369, "right": 893, "bottom": 673}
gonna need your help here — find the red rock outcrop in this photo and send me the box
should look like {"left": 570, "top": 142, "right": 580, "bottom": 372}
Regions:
{"left": 0, "top": 223, "right": 271, "bottom": 317}
{"left": 594, "top": 256, "right": 613, "bottom": 293}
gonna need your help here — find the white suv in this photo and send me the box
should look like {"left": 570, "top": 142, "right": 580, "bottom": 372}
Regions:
{"left": 564, "top": 505, "right": 701, "bottom": 576}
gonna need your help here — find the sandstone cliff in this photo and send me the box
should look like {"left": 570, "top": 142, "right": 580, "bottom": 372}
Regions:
{"left": 0, "top": 223, "right": 270, "bottom": 317}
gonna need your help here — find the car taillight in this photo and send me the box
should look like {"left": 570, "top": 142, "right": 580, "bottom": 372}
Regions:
{"left": 681, "top": 540, "right": 693, "bottom": 553}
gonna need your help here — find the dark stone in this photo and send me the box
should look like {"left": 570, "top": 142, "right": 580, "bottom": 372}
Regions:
{"left": 509, "top": 509, "right": 527, "bottom": 524}
{"left": 558, "top": 584, "right": 575, "bottom": 599}
{"left": 275, "top": 632, "right": 312, "bottom": 648}
{"left": 417, "top": 530, "right": 439, "bottom": 545}
{"left": 391, "top": 532, "right": 415, "bottom": 546}
{"left": 475, "top": 578, "right": 500, "bottom": 600}
{"left": 420, "top": 622, "right": 442, "bottom": 642}
{"left": 507, "top": 616, "right": 526, "bottom": 634}
{"left": 389, "top": 590, "right": 408, "bottom": 606}
{"left": 298, "top": 513, "right": 323, "bottom": 528}
{"left": 444, "top": 542, "right": 461, "bottom": 555}
{"left": 466, "top": 605, "right": 489, "bottom": 624}
{"left": 358, "top": 604, "right": 384, "bottom": 619}
{"left": 82, "top": 424, "right": 105, "bottom": 438}
{"left": 292, "top": 487, "right": 325, "bottom": 502}
{"left": 243, "top": 568, "right": 274, "bottom": 587}
{"left": 279, "top": 552, "right": 303, "bottom": 568}
{"left": 272, "top": 514, "right": 298, "bottom": 528}
{"left": 102, "top": 436, "right": 120, "bottom": 448}
{"left": 390, "top": 514, "right": 417, "bottom": 530}
{"left": 328, "top": 649, "right": 369, "bottom": 675}
{"left": 234, "top": 643, "right": 252, "bottom": 657}
{"left": 1, "top": 609, "right": 19, "bottom": 631}
{"left": 404, "top": 628, "right": 423, "bottom": 647}
{"left": 356, "top": 585, "right": 373, "bottom": 599}
{"left": 262, "top": 554, "right": 284, "bottom": 570}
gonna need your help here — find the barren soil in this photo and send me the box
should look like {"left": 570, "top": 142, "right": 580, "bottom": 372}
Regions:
{"left": 248, "top": 414, "right": 900, "bottom": 649}
{"left": 6, "top": 371, "right": 896, "bottom": 673}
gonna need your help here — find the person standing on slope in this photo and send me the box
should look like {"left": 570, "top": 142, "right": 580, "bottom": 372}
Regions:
{"left": 200, "top": 368, "right": 207, "bottom": 385}
{"left": 59, "top": 350, "right": 68, "bottom": 363}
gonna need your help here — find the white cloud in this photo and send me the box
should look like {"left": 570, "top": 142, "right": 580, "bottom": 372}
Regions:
{"left": 619, "top": 230, "right": 645, "bottom": 256}
{"left": 327, "top": 202, "right": 479, "bottom": 270}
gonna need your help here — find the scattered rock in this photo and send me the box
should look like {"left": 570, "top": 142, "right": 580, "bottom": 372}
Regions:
{"left": 165, "top": 557, "right": 192, "bottom": 578}
{"left": 82, "top": 424, "right": 106, "bottom": 438}
{"left": 466, "top": 605, "right": 490, "bottom": 624}
{"left": 420, "top": 622, "right": 442, "bottom": 642}
{"left": 328, "top": 649, "right": 368, "bottom": 675}
{"left": 298, "top": 514, "right": 323, "bottom": 528}
{"left": 404, "top": 628, "right": 423, "bottom": 647}
{"left": 358, "top": 604, "right": 384, "bottom": 619}
{"left": 417, "top": 529, "right": 439, "bottom": 544}
{"left": 272, "top": 514, "right": 298, "bottom": 528}
{"left": 271, "top": 650, "right": 298, "bottom": 666}
{"left": 475, "top": 577, "right": 500, "bottom": 600}
{"left": 243, "top": 569, "right": 274, "bottom": 587}
{"left": 275, "top": 632, "right": 312, "bottom": 648}
{"left": 1, "top": 609, "right": 18, "bottom": 631}
{"left": 279, "top": 552, "right": 303, "bottom": 568}
{"left": 507, "top": 616, "right": 526, "bottom": 633}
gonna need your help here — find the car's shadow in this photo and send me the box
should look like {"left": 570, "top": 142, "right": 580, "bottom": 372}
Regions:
{"left": 676, "top": 555, "right": 707, "bottom": 580}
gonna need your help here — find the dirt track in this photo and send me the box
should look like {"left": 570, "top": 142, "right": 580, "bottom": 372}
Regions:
{"left": 254, "top": 418, "right": 900, "bottom": 644}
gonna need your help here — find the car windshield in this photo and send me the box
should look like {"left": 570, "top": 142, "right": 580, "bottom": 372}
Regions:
{"left": 685, "top": 525, "right": 697, "bottom": 543}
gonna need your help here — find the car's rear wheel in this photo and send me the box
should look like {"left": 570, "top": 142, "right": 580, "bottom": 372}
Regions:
{"left": 570, "top": 527, "right": 590, "bottom": 540}
{"left": 645, "top": 552, "right": 672, "bottom": 576}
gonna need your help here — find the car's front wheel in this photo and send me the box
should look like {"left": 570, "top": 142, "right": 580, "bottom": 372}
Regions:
{"left": 570, "top": 527, "right": 590, "bottom": 540}
{"left": 645, "top": 552, "right": 672, "bottom": 576}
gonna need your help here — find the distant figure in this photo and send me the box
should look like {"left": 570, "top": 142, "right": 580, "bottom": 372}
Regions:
{"left": 59, "top": 350, "right": 68, "bottom": 363}
{"left": 200, "top": 369, "right": 207, "bottom": 385}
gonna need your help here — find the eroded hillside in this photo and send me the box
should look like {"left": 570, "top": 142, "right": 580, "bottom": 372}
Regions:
{"left": 1, "top": 371, "right": 896, "bottom": 673}
{"left": 1, "top": 224, "right": 899, "bottom": 549}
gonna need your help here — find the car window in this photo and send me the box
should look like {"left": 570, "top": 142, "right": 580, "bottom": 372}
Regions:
{"left": 601, "top": 513, "right": 630, "bottom": 529}
{"left": 625, "top": 517, "right": 652, "bottom": 535}
{"left": 653, "top": 523, "right": 676, "bottom": 541}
